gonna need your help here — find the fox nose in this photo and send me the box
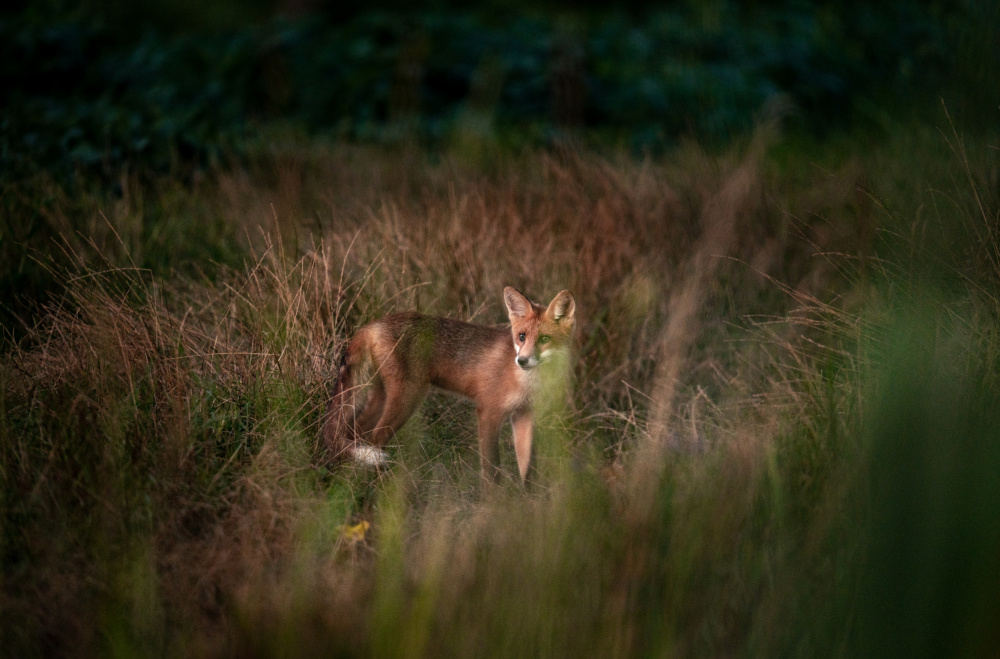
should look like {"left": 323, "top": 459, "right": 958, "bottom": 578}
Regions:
{"left": 517, "top": 355, "right": 530, "bottom": 368}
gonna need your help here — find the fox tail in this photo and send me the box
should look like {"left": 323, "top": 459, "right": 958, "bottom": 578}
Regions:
{"left": 320, "top": 344, "right": 389, "bottom": 467}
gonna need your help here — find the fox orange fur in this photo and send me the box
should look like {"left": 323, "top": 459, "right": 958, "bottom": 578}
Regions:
{"left": 321, "top": 287, "right": 575, "bottom": 483}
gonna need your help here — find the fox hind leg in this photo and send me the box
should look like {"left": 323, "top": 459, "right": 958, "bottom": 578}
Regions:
{"left": 367, "top": 379, "right": 429, "bottom": 448}
{"left": 352, "top": 379, "right": 386, "bottom": 439}
{"left": 339, "top": 376, "right": 394, "bottom": 466}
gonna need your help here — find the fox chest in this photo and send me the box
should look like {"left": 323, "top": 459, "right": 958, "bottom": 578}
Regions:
{"left": 496, "top": 365, "right": 539, "bottom": 413}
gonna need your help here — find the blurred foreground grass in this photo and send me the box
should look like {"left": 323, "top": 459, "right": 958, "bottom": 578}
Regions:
{"left": 2, "top": 115, "right": 999, "bottom": 656}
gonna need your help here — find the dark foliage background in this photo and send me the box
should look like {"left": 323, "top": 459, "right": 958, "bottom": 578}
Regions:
{"left": 0, "top": 1, "right": 970, "bottom": 184}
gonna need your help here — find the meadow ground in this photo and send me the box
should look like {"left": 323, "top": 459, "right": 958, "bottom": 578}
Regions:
{"left": 2, "top": 117, "right": 999, "bottom": 657}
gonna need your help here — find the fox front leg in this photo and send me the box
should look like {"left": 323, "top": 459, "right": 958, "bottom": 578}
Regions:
{"left": 476, "top": 406, "right": 504, "bottom": 485}
{"left": 511, "top": 411, "right": 534, "bottom": 484}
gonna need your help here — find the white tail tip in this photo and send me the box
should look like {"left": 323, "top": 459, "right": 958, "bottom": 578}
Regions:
{"left": 352, "top": 445, "right": 390, "bottom": 468}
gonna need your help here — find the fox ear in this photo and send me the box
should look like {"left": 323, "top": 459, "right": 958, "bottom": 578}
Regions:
{"left": 546, "top": 290, "right": 575, "bottom": 326}
{"left": 504, "top": 286, "right": 531, "bottom": 318}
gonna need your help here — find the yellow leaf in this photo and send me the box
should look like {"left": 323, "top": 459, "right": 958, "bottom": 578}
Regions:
{"left": 341, "top": 520, "right": 370, "bottom": 544}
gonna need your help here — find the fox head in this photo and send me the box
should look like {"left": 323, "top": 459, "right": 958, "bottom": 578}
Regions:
{"left": 503, "top": 287, "right": 576, "bottom": 370}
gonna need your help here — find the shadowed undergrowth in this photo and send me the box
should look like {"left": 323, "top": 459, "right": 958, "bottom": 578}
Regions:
{"left": 2, "top": 124, "right": 999, "bottom": 657}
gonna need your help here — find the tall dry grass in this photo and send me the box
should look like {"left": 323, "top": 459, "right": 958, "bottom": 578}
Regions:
{"left": 3, "top": 124, "right": 997, "bottom": 657}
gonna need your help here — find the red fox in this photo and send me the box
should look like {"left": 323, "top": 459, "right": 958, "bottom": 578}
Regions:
{"left": 321, "top": 287, "right": 575, "bottom": 483}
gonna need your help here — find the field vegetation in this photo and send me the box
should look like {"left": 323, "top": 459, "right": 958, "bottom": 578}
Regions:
{"left": 2, "top": 1, "right": 999, "bottom": 657}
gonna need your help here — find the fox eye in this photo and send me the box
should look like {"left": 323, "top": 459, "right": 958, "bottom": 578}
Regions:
{"left": 518, "top": 333, "right": 525, "bottom": 342}
{"left": 539, "top": 335, "right": 550, "bottom": 344}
